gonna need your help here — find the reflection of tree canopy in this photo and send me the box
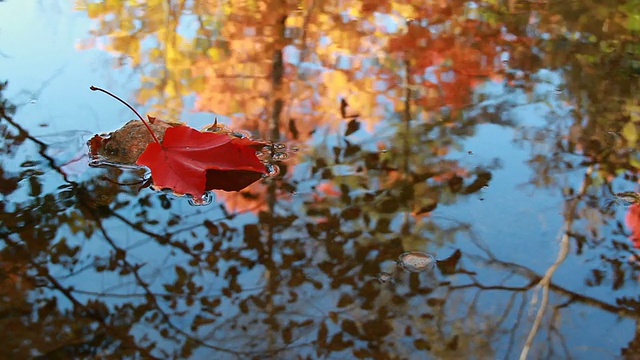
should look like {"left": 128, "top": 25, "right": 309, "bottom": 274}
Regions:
{"left": 2, "top": 0, "right": 640, "bottom": 358}
{"left": 1, "top": 71, "right": 501, "bottom": 357}
{"left": 80, "top": 0, "right": 514, "bottom": 134}
{"left": 492, "top": 0, "right": 640, "bottom": 286}
{"left": 472, "top": 2, "right": 640, "bottom": 357}
{"left": 503, "top": 1, "right": 640, "bottom": 185}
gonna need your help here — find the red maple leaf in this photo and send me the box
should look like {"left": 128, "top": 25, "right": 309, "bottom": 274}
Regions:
{"left": 90, "top": 86, "right": 267, "bottom": 199}
{"left": 136, "top": 125, "right": 266, "bottom": 197}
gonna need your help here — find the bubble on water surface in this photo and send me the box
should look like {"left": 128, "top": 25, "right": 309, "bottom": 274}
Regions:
{"left": 397, "top": 251, "right": 436, "bottom": 273}
{"left": 258, "top": 142, "right": 297, "bottom": 166}
{"left": 272, "top": 152, "right": 289, "bottom": 161}
{"left": 188, "top": 191, "right": 214, "bottom": 206}
{"left": 265, "top": 164, "right": 280, "bottom": 177}
{"left": 231, "top": 130, "right": 251, "bottom": 139}
{"left": 21, "top": 160, "right": 39, "bottom": 168}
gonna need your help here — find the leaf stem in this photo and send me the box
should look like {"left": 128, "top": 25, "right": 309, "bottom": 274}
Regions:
{"left": 90, "top": 85, "right": 161, "bottom": 145}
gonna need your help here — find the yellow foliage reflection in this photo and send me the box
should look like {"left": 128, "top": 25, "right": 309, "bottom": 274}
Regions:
{"left": 78, "top": 0, "right": 506, "bottom": 134}
{"left": 77, "top": 0, "right": 509, "bottom": 218}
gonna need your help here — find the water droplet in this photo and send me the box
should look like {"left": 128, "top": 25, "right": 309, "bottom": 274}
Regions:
{"left": 554, "top": 87, "right": 563, "bottom": 94}
{"left": 376, "top": 272, "right": 395, "bottom": 284}
{"left": 88, "top": 159, "right": 104, "bottom": 167}
{"left": 188, "top": 192, "right": 215, "bottom": 206}
{"left": 272, "top": 152, "right": 289, "bottom": 161}
{"left": 29, "top": 99, "right": 37, "bottom": 104}
{"left": 397, "top": 251, "right": 436, "bottom": 273}
{"left": 273, "top": 143, "right": 286, "bottom": 150}
{"left": 265, "top": 164, "right": 280, "bottom": 177}
{"left": 21, "top": 160, "right": 39, "bottom": 167}
{"left": 231, "top": 131, "right": 250, "bottom": 139}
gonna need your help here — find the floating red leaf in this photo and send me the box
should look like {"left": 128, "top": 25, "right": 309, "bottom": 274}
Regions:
{"left": 135, "top": 125, "right": 266, "bottom": 197}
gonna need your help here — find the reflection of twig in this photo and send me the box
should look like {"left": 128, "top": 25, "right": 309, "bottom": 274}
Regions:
{"left": 89, "top": 215, "right": 244, "bottom": 355}
{"left": 2, "top": 99, "right": 242, "bottom": 355}
{"left": 519, "top": 165, "right": 593, "bottom": 360}
{"left": 1, "top": 107, "right": 76, "bottom": 184}
{"left": 431, "top": 214, "right": 496, "bottom": 258}
{"left": 69, "top": 285, "right": 267, "bottom": 299}
{"left": 1, "top": 236, "right": 162, "bottom": 359}
{"left": 450, "top": 281, "right": 532, "bottom": 292}
{"left": 467, "top": 251, "right": 639, "bottom": 317}
{"left": 548, "top": 305, "right": 572, "bottom": 360}
{"left": 504, "top": 293, "right": 528, "bottom": 360}
{"left": 11, "top": 66, "right": 65, "bottom": 107}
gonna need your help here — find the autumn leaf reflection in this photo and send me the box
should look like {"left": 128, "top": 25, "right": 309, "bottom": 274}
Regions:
{"left": 79, "top": 0, "right": 514, "bottom": 140}
{"left": 626, "top": 204, "right": 640, "bottom": 249}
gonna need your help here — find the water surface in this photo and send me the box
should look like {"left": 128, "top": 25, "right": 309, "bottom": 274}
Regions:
{"left": 1, "top": 1, "right": 640, "bottom": 359}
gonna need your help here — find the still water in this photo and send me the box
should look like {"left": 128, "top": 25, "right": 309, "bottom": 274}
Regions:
{"left": 1, "top": 0, "right": 640, "bottom": 359}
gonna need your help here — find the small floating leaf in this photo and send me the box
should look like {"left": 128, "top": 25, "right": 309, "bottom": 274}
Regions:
{"left": 397, "top": 251, "right": 436, "bottom": 273}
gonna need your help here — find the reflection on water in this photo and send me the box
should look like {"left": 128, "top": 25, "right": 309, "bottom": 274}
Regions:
{"left": 2, "top": 0, "right": 640, "bottom": 358}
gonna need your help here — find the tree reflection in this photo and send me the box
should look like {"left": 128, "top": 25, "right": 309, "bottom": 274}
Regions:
{"left": 3, "top": 0, "right": 640, "bottom": 358}
{"left": 470, "top": 1, "right": 640, "bottom": 357}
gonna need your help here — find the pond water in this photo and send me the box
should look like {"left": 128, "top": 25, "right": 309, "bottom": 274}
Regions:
{"left": 2, "top": 0, "right": 640, "bottom": 359}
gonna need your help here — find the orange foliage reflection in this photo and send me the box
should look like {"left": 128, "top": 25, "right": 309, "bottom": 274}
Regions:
{"left": 626, "top": 204, "right": 640, "bottom": 249}
{"left": 79, "top": 0, "right": 517, "bottom": 214}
